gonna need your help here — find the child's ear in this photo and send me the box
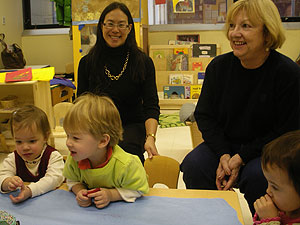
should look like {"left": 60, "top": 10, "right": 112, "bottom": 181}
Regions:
{"left": 98, "top": 134, "right": 110, "bottom": 148}
{"left": 44, "top": 131, "right": 50, "bottom": 142}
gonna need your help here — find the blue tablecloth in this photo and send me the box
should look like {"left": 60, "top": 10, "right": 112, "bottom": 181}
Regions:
{"left": 0, "top": 189, "right": 242, "bottom": 225}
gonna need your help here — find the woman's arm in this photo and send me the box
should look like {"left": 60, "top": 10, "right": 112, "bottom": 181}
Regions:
{"left": 144, "top": 118, "right": 159, "bottom": 158}
{"left": 141, "top": 56, "right": 160, "bottom": 157}
{"left": 77, "top": 56, "right": 90, "bottom": 97}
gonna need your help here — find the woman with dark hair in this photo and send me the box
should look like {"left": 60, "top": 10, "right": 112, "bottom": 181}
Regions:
{"left": 77, "top": 2, "right": 160, "bottom": 163}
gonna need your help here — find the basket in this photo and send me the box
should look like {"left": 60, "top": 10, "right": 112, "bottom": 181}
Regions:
{"left": 0, "top": 95, "right": 18, "bottom": 109}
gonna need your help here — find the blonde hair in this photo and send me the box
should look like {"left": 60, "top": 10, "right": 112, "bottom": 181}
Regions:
{"left": 10, "top": 105, "right": 51, "bottom": 140}
{"left": 63, "top": 93, "right": 123, "bottom": 147}
{"left": 225, "top": 0, "right": 285, "bottom": 49}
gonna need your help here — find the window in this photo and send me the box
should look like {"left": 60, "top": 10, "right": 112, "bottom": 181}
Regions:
{"left": 273, "top": 0, "right": 300, "bottom": 22}
{"left": 23, "top": 0, "right": 67, "bottom": 29}
{"left": 148, "top": 0, "right": 300, "bottom": 27}
{"left": 148, "top": 0, "right": 228, "bottom": 25}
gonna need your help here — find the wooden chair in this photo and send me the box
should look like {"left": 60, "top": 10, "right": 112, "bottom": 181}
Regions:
{"left": 49, "top": 102, "right": 73, "bottom": 149}
{"left": 144, "top": 155, "right": 180, "bottom": 189}
{"left": 186, "top": 121, "right": 204, "bottom": 148}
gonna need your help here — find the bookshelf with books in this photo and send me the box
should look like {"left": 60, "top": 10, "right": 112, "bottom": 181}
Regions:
{"left": 149, "top": 44, "right": 220, "bottom": 109}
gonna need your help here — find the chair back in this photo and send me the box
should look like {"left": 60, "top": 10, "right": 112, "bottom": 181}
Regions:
{"left": 53, "top": 102, "right": 73, "bottom": 131}
{"left": 144, "top": 155, "right": 180, "bottom": 189}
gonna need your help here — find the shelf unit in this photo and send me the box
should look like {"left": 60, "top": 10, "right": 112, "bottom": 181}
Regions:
{"left": 150, "top": 44, "right": 220, "bottom": 110}
{"left": 0, "top": 81, "right": 54, "bottom": 152}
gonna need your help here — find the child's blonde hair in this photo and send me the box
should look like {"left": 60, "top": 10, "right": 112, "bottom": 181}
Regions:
{"left": 10, "top": 105, "right": 51, "bottom": 140}
{"left": 63, "top": 93, "right": 123, "bottom": 147}
{"left": 262, "top": 130, "right": 300, "bottom": 195}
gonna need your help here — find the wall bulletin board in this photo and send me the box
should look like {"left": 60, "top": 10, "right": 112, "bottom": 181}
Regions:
{"left": 72, "top": 0, "right": 140, "bottom": 22}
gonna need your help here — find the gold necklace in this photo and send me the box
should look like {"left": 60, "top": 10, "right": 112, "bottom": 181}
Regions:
{"left": 104, "top": 52, "right": 130, "bottom": 80}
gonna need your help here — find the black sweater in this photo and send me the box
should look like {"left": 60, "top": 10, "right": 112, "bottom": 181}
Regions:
{"left": 77, "top": 45, "right": 160, "bottom": 125}
{"left": 195, "top": 50, "right": 300, "bottom": 163}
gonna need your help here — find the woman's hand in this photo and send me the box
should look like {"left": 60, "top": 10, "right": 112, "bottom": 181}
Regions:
{"left": 216, "top": 154, "right": 243, "bottom": 190}
{"left": 144, "top": 137, "right": 159, "bottom": 159}
{"left": 216, "top": 154, "right": 231, "bottom": 190}
{"left": 254, "top": 194, "right": 278, "bottom": 220}
{"left": 144, "top": 118, "right": 159, "bottom": 159}
{"left": 9, "top": 184, "right": 32, "bottom": 203}
{"left": 76, "top": 189, "right": 92, "bottom": 207}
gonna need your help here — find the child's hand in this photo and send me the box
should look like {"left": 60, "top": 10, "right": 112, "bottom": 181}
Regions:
{"left": 6, "top": 176, "right": 24, "bottom": 191}
{"left": 9, "top": 184, "right": 32, "bottom": 204}
{"left": 254, "top": 194, "right": 278, "bottom": 219}
{"left": 88, "top": 188, "right": 111, "bottom": 209}
{"left": 76, "top": 189, "right": 92, "bottom": 207}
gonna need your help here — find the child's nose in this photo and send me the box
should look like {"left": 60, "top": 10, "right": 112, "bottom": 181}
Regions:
{"left": 22, "top": 143, "right": 30, "bottom": 151}
{"left": 66, "top": 138, "right": 72, "bottom": 147}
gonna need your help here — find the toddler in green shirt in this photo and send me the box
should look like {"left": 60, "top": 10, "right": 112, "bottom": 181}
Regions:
{"left": 63, "top": 93, "right": 149, "bottom": 208}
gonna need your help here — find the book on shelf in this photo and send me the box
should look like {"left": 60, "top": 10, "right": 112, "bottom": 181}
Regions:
{"left": 169, "top": 74, "right": 183, "bottom": 84}
{"left": 198, "top": 72, "right": 205, "bottom": 84}
{"left": 190, "top": 84, "right": 203, "bottom": 99}
{"left": 183, "top": 74, "right": 193, "bottom": 84}
{"left": 192, "top": 44, "right": 217, "bottom": 57}
{"left": 152, "top": 50, "right": 167, "bottom": 71}
{"left": 185, "top": 86, "right": 191, "bottom": 99}
{"left": 192, "top": 62, "right": 203, "bottom": 71}
{"left": 163, "top": 86, "right": 185, "bottom": 99}
{"left": 168, "top": 54, "right": 188, "bottom": 71}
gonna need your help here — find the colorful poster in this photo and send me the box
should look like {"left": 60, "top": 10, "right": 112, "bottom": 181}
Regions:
{"left": 173, "top": 0, "right": 195, "bottom": 13}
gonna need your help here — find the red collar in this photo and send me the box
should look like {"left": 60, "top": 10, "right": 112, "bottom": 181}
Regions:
{"left": 78, "top": 146, "right": 113, "bottom": 170}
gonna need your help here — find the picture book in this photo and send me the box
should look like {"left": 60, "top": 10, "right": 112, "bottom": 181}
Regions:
{"left": 163, "top": 86, "right": 185, "bottom": 99}
{"left": 173, "top": 48, "right": 188, "bottom": 55}
{"left": 169, "top": 74, "right": 183, "bottom": 84}
{"left": 192, "top": 62, "right": 203, "bottom": 71}
{"left": 168, "top": 54, "right": 188, "bottom": 71}
{"left": 185, "top": 86, "right": 191, "bottom": 99}
{"left": 152, "top": 50, "right": 167, "bottom": 71}
{"left": 190, "top": 84, "right": 203, "bottom": 99}
{"left": 5, "top": 68, "right": 32, "bottom": 82}
{"left": 192, "top": 44, "right": 217, "bottom": 57}
{"left": 183, "top": 74, "right": 194, "bottom": 84}
{"left": 198, "top": 72, "right": 205, "bottom": 84}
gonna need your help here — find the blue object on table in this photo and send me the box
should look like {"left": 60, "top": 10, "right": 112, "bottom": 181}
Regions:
{"left": 50, "top": 78, "right": 76, "bottom": 89}
{"left": 0, "top": 190, "right": 242, "bottom": 225}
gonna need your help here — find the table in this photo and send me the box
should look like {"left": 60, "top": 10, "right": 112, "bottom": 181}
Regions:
{"left": 0, "top": 183, "right": 244, "bottom": 224}
{"left": 58, "top": 183, "right": 244, "bottom": 224}
{"left": 146, "top": 188, "right": 244, "bottom": 224}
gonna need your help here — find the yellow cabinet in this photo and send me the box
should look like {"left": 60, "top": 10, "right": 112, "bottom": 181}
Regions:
{"left": 0, "top": 81, "right": 54, "bottom": 152}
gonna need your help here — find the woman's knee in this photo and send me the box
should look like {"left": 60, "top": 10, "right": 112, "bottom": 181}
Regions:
{"left": 181, "top": 143, "right": 218, "bottom": 173}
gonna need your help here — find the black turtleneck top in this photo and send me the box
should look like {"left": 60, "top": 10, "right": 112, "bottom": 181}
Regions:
{"left": 77, "top": 44, "right": 160, "bottom": 125}
{"left": 195, "top": 50, "right": 300, "bottom": 163}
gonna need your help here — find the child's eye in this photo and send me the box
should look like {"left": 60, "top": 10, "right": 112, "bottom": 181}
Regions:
{"left": 30, "top": 140, "right": 37, "bottom": 143}
{"left": 271, "top": 185, "right": 278, "bottom": 191}
{"left": 73, "top": 136, "right": 80, "bottom": 140}
{"left": 15, "top": 140, "right": 22, "bottom": 144}
{"left": 229, "top": 23, "right": 235, "bottom": 29}
{"left": 242, "top": 23, "right": 251, "bottom": 29}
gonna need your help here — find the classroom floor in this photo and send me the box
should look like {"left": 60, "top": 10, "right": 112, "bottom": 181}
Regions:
{"left": 0, "top": 116, "right": 253, "bottom": 225}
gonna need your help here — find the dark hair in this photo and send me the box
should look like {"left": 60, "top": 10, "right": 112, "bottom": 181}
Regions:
{"left": 262, "top": 130, "right": 300, "bottom": 195}
{"left": 86, "top": 2, "right": 146, "bottom": 84}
